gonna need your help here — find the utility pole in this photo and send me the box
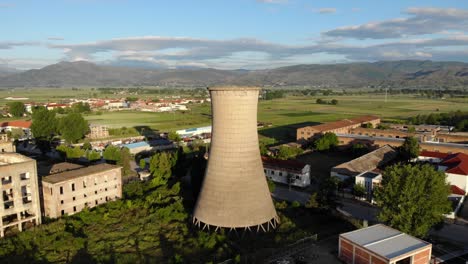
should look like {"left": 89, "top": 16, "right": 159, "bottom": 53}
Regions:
{"left": 385, "top": 88, "right": 388, "bottom": 103}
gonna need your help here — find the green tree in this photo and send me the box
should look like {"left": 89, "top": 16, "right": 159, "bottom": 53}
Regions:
{"left": 118, "top": 147, "right": 133, "bottom": 177}
{"left": 374, "top": 164, "right": 451, "bottom": 237}
{"left": 71, "top": 102, "right": 91, "bottom": 113}
{"left": 316, "top": 98, "right": 325, "bottom": 104}
{"left": 400, "top": 136, "right": 420, "bottom": 161}
{"left": 305, "top": 192, "right": 320, "bottom": 209}
{"left": 352, "top": 183, "right": 366, "bottom": 198}
{"left": 7, "top": 102, "right": 25, "bottom": 117}
{"left": 331, "top": 99, "right": 338, "bottom": 105}
{"left": 314, "top": 132, "right": 339, "bottom": 151}
{"left": 56, "top": 145, "right": 85, "bottom": 160}
{"left": 103, "top": 145, "right": 121, "bottom": 163}
{"left": 149, "top": 152, "right": 174, "bottom": 186}
{"left": 276, "top": 145, "right": 304, "bottom": 160}
{"left": 361, "top": 123, "right": 373, "bottom": 128}
{"left": 82, "top": 140, "right": 92, "bottom": 151}
{"left": 85, "top": 150, "right": 101, "bottom": 162}
{"left": 31, "top": 107, "right": 58, "bottom": 139}
{"left": 9, "top": 128, "right": 24, "bottom": 140}
{"left": 168, "top": 131, "right": 181, "bottom": 142}
{"left": 58, "top": 113, "right": 89, "bottom": 143}
{"left": 267, "top": 178, "right": 276, "bottom": 193}
{"left": 139, "top": 159, "right": 146, "bottom": 170}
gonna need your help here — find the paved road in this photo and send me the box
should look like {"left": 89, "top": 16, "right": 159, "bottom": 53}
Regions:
{"left": 430, "top": 223, "right": 468, "bottom": 246}
{"left": 337, "top": 199, "right": 378, "bottom": 222}
{"left": 272, "top": 185, "right": 310, "bottom": 204}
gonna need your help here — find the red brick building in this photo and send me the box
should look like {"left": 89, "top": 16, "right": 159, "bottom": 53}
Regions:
{"left": 339, "top": 224, "right": 432, "bottom": 264}
{"left": 296, "top": 115, "right": 380, "bottom": 141}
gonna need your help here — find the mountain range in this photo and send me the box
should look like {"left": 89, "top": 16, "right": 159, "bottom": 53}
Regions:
{"left": 1, "top": 60, "right": 468, "bottom": 88}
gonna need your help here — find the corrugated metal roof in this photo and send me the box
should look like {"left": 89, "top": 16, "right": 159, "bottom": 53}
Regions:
{"left": 122, "top": 141, "right": 150, "bottom": 149}
{"left": 340, "top": 224, "right": 430, "bottom": 260}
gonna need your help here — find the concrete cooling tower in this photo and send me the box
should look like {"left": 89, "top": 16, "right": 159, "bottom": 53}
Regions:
{"left": 193, "top": 86, "right": 279, "bottom": 231}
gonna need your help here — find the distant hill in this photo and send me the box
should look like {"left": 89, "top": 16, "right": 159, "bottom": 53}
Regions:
{"left": 1, "top": 60, "right": 468, "bottom": 88}
{"left": 0, "top": 66, "right": 21, "bottom": 78}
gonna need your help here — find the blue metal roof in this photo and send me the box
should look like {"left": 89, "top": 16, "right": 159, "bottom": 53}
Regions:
{"left": 122, "top": 141, "right": 150, "bottom": 149}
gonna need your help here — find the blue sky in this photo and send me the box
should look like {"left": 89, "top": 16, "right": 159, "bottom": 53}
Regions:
{"left": 1, "top": 0, "right": 468, "bottom": 69}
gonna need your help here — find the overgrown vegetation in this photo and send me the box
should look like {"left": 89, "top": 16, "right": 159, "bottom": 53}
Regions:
{"left": 408, "top": 110, "right": 468, "bottom": 131}
{"left": 0, "top": 149, "right": 354, "bottom": 263}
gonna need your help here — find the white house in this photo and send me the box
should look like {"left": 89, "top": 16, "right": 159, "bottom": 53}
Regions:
{"left": 437, "top": 153, "right": 468, "bottom": 193}
{"left": 355, "top": 171, "right": 382, "bottom": 203}
{"left": 262, "top": 156, "right": 311, "bottom": 188}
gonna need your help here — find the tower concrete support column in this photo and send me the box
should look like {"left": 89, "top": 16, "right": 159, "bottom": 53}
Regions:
{"left": 193, "top": 86, "right": 278, "bottom": 231}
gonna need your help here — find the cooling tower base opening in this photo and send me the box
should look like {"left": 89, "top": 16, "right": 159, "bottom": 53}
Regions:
{"left": 192, "top": 215, "right": 280, "bottom": 232}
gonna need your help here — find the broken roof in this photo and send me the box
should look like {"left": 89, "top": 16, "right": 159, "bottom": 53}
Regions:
{"left": 332, "top": 145, "right": 398, "bottom": 177}
{"left": 42, "top": 163, "right": 121, "bottom": 184}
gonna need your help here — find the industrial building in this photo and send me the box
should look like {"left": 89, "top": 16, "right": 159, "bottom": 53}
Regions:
{"left": 296, "top": 115, "right": 380, "bottom": 142}
{"left": 42, "top": 163, "right": 122, "bottom": 218}
{"left": 193, "top": 87, "right": 278, "bottom": 231}
{"left": 339, "top": 224, "right": 432, "bottom": 264}
{"left": 262, "top": 156, "right": 311, "bottom": 188}
{"left": 0, "top": 153, "right": 42, "bottom": 237}
{"left": 331, "top": 145, "right": 398, "bottom": 181}
{"left": 176, "top": 126, "right": 212, "bottom": 138}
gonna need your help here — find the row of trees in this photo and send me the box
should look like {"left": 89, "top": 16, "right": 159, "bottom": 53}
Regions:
{"left": 408, "top": 110, "right": 468, "bottom": 131}
{"left": 6, "top": 102, "right": 91, "bottom": 118}
{"left": 316, "top": 98, "right": 338, "bottom": 105}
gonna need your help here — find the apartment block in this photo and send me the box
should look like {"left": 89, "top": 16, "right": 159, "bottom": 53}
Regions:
{"left": 42, "top": 163, "right": 122, "bottom": 218}
{"left": 0, "top": 153, "right": 41, "bottom": 237}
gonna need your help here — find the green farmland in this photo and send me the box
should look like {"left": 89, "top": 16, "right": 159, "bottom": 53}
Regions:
{"left": 0, "top": 88, "right": 467, "bottom": 142}
{"left": 85, "top": 94, "right": 467, "bottom": 142}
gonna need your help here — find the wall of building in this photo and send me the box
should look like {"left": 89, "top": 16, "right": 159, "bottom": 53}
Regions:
{"left": 0, "top": 141, "right": 15, "bottom": 153}
{"left": 296, "top": 117, "right": 380, "bottom": 141}
{"left": 263, "top": 166, "right": 310, "bottom": 188}
{"left": 444, "top": 172, "right": 468, "bottom": 193}
{"left": 339, "top": 237, "right": 431, "bottom": 264}
{"left": 349, "top": 128, "right": 409, "bottom": 139}
{"left": 42, "top": 167, "right": 122, "bottom": 218}
{"left": 0, "top": 155, "right": 41, "bottom": 237}
{"left": 337, "top": 135, "right": 468, "bottom": 154}
{"left": 339, "top": 238, "right": 388, "bottom": 264}
{"left": 437, "top": 134, "right": 468, "bottom": 144}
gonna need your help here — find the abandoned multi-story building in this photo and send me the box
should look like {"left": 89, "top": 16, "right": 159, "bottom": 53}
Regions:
{"left": 0, "top": 134, "right": 15, "bottom": 153}
{"left": 0, "top": 153, "right": 42, "bottom": 237}
{"left": 41, "top": 163, "right": 122, "bottom": 218}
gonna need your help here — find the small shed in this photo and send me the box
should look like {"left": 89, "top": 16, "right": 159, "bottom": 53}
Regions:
{"left": 339, "top": 224, "right": 431, "bottom": 264}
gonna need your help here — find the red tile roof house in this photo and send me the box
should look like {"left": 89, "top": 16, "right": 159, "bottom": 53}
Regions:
{"left": 414, "top": 151, "right": 467, "bottom": 219}
{"left": 438, "top": 153, "right": 468, "bottom": 194}
{"left": 0, "top": 120, "right": 32, "bottom": 138}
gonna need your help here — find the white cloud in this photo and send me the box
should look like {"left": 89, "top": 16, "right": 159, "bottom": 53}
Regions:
{"left": 47, "top": 37, "right": 65, "bottom": 41}
{"left": 324, "top": 7, "right": 468, "bottom": 39}
{"left": 256, "top": 0, "right": 288, "bottom": 4}
{"left": 318, "top": 8, "right": 336, "bottom": 14}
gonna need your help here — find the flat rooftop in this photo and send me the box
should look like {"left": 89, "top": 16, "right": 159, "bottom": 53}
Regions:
{"left": 0, "top": 153, "right": 34, "bottom": 166}
{"left": 340, "top": 224, "right": 430, "bottom": 260}
{"left": 42, "top": 163, "right": 121, "bottom": 184}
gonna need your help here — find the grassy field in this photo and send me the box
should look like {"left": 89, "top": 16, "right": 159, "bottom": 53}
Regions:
{"left": 0, "top": 88, "right": 467, "bottom": 141}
